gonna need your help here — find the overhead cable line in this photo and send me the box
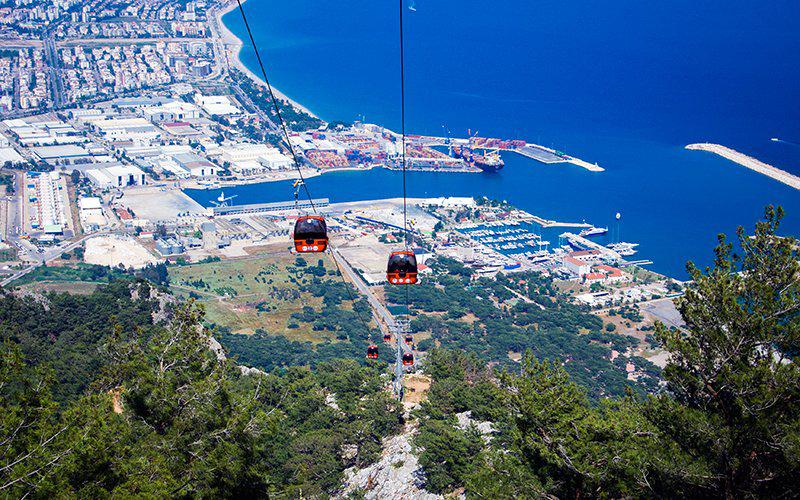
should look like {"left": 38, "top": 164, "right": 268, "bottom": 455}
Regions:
{"left": 234, "top": 0, "right": 315, "bottom": 212}
{"left": 234, "top": 0, "right": 376, "bottom": 346}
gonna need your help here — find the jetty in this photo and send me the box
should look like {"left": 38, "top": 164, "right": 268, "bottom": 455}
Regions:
{"left": 561, "top": 232, "right": 623, "bottom": 261}
{"left": 686, "top": 143, "right": 800, "bottom": 191}
{"left": 529, "top": 214, "right": 592, "bottom": 228}
{"left": 413, "top": 135, "right": 604, "bottom": 172}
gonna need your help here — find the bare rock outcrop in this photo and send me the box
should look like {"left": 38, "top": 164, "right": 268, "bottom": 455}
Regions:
{"left": 337, "top": 423, "right": 441, "bottom": 500}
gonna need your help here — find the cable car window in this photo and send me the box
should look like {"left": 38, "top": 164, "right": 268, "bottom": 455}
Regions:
{"left": 387, "top": 253, "right": 417, "bottom": 272}
{"left": 294, "top": 217, "right": 327, "bottom": 240}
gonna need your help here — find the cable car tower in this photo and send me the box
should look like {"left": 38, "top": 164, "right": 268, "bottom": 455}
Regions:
{"left": 391, "top": 317, "right": 411, "bottom": 399}
{"left": 292, "top": 179, "right": 304, "bottom": 210}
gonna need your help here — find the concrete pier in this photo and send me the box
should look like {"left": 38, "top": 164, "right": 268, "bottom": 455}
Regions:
{"left": 412, "top": 135, "right": 604, "bottom": 172}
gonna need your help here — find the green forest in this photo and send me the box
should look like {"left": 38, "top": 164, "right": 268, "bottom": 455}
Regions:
{"left": 1, "top": 286, "right": 402, "bottom": 496}
{"left": 413, "top": 207, "right": 800, "bottom": 497}
{"left": 1, "top": 207, "right": 798, "bottom": 497}
{"left": 386, "top": 257, "right": 659, "bottom": 397}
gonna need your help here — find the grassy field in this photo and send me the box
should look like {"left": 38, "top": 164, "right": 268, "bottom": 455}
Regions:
{"left": 16, "top": 281, "right": 100, "bottom": 295}
{"left": 11, "top": 263, "right": 127, "bottom": 287}
{"left": 168, "top": 253, "right": 344, "bottom": 342}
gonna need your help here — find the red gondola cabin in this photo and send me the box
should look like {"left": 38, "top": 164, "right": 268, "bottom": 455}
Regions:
{"left": 402, "top": 352, "right": 414, "bottom": 366}
{"left": 386, "top": 250, "right": 418, "bottom": 284}
{"left": 383, "top": 333, "right": 392, "bottom": 342}
{"left": 293, "top": 216, "right": 328, "bottom": 253}
{"left": 366, "top": 344, "right": 379, "bottom": 359}
{"left": 404, "top": 334, "right": 413, "bottom": 345}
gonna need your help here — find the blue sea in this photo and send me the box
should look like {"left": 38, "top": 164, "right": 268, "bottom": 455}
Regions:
{"left": 194, "top": 0, "right": 800, "bottom": 279}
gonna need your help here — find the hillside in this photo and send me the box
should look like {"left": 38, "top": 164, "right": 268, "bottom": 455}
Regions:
{"left": 1, "top": 207, "right": 798, "bottom": 497}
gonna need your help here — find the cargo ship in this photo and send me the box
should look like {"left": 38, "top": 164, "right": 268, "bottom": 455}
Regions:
{"left": 450, "top": 145, "right": 505, "bottom": 172}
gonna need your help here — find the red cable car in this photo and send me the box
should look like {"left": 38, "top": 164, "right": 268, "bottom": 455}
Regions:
{"left": 402, "top": 352, "right": 414, "bottom": 366}
{"left": 293, "top": 216, "right": 328, "bottom": 253}
{"left": 387, "top": 250, "right": 418, "bottom": 285}
{"left": 383, "top": 333, "right": 392, "bottom": 342}
{"left": 366, "top": 344, "right": 379, "bottom": 359}
{"left": 404, "top": 334, "right": 413, "bottom": 345}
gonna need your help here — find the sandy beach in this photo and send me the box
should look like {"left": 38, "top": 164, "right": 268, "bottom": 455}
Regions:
{"left": 212, "top": 0, "right": 320, "bottom": 119}
{"left": 686, "top": 143, "right": 800, "bottom": 191}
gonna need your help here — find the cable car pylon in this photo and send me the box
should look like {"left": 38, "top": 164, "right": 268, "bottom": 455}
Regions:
{"left": 391, "top": 317, "right": 410, "bottom": 399}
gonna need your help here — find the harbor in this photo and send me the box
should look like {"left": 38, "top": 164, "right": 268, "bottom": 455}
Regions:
{"left": 453, "top": 214, "right": 643, "bottom": 276}
{"left": 411, "top": 135, "right": 604, "bottom": 172}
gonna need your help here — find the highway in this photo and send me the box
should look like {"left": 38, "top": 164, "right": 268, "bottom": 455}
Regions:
{"left": 42, "top": 37, "right": 65, "bottom": 109}
{"left": 58, "top": 37, "right": 212, "bottom": 47}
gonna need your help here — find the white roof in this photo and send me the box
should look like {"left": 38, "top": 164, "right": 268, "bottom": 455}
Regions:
{"left": 86, "top": 169, "right": 112, "bottom": 184}
{"left": 2, "top": 119, "right": 27, "bottom": 128}
{"left": 94, "top": 118, "right": 153, "bottom": 130}
{"left": 143, "top": 101, "right": 199, "bottom": 115}
{"left": 78, "top": 197, "right": 102, "bottom": 210}
{"left": 230, "top": 160, "right": 263, "bottom": 171}
{"left": 106, "top": 165, "right": 145, "bottom": 177}
{"left": 0, "top": 147, "right": 24, "bottom": 163}
{"left": 196, "top": 94, "right": 241, "bottom": 116}
{"left": 32, "top": 145, "right": 89, "bottom": 159}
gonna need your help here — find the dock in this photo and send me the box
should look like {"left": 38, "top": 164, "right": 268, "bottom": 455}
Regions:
{"left": 515, "top": 144, "right": 564, "bottom": 164}
{"left": 560, "top": 232, "right": 622, "bottom": 261}
{"left": 412, "top": 135, "right": 604, "bottom": 172}
{"left": 529, "top": 215, "right": 592, "bottom": 228}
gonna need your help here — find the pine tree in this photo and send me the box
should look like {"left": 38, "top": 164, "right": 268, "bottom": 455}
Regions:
{"left": 655, "top": 205, "right": 800, "bottom": 497}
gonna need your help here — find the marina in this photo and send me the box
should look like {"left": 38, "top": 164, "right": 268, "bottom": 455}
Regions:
{"left": 451, "top": 215, "right": 648, "bottom": 280}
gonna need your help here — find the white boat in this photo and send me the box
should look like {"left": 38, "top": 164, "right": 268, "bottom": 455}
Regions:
{"left": 579, "top": 226, "right": 608, "bottom": 237}
{"left": 608, "top": 242, "right": 639, "bottom": 256}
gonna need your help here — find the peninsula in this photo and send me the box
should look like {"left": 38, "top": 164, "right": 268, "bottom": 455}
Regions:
{"left": 686, "top": 143, "right": 800, "bottom": 191}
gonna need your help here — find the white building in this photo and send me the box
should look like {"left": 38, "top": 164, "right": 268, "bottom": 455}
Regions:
{"left": 3, "top": 118, "right": 82, "bottom": 146}
{"left": 195, "top": 93, "right": 241, "bottom": 116}
{"left": 0, "top": 147, "right": 24, "bottom": 166}
{"left": 27, "top": 171, "right": 67, "bottom": 234}
{"left": 78, "top": 196, "right": 107, "bottom": 229}
{"left": 90, "top": 118, "right": 162, "bottom": 142}
{"left": 568, "top": 249, "right": 601, "bottom": 264}
{"left": 86, "top": 165, "right": 146, "bottom": 188}
{"left": 258, "top": 149, "right": 292, "bottom": 170}
{"left": 219, "top": 144, "right": 274, "bottom": 163}
{"left": 86, "top": 168, "right": 114, "bottom": 188}
{"left": 172, "top": 152, "right": 217, "bottom": 177}
{"left": 220, "top": 144, "right": 292, "bottom": 176}
{"left": 562, "top": 256, "right": 591, "bottom": 277}
{"left": 143, "top": 101, "right": 201, "bottom": 123}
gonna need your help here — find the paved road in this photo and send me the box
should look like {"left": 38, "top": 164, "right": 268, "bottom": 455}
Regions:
{"left": 330, "top": 247, "right": 413, "bottom": 355}
{"left": 1, "top": 231, "right": 115, "bottom": 287}
{"left": 42, "top": 37, "right": 65, "bottom": 109}
{"left": 58, "top": 37, "right": 212, "bottom": 46}
{"left": 0, "top": 39, "right": 44, "bottom": 48}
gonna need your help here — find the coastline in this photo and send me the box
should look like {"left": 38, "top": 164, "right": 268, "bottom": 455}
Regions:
{"left": 685, "top": 143, "right": 800, "bottom": 191}
{"left": 213, "top": 0, "right": 320, "bottom": 119}
{"left": 179, "top": 165, "right": 382, "bottom": 190}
